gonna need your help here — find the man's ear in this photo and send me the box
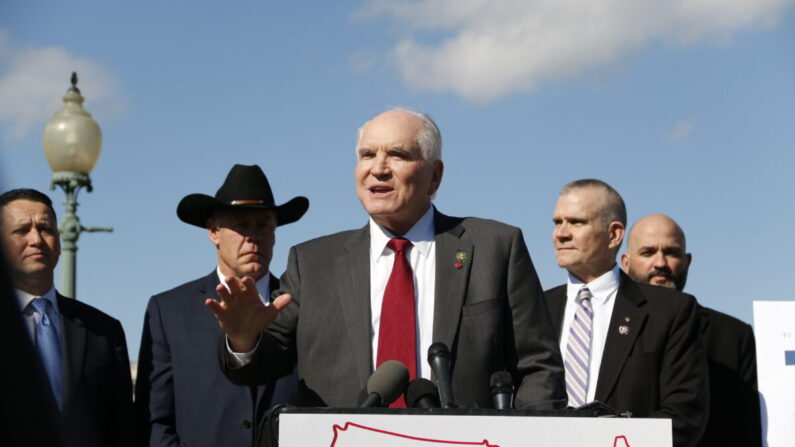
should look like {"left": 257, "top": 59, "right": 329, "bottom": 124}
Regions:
{"left": 620, "top": 252, "right": 630, "bottom": 273}
{"left": 607, "top": 221, "right": 625, "bottom": 250}
{"left": 207, "top": 218, "right": 220, "bottom": 246}
{"left": 685, "top": 253, "right": 692, "bottom": 269}
{"left": 428, "top": 160, "right": 444, "bottom": 196}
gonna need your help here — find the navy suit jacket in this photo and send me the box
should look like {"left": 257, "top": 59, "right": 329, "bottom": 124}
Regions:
{"left": 57, "top": 294, "right": 137, "bottom": 447}
{"left": 135, "top": 271, "right": 299, "bottom": 447}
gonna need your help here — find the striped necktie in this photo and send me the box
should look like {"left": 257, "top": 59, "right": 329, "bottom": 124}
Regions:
{"left": 565, "top": 287, "right": 593, "bottom": 408}
{"left": 31, "top": 297, "right": 64, "bottom": 410}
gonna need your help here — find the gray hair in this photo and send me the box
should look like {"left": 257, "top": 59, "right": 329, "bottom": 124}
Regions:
{"left": 561, "top": 179, "right": 627, "bottom": 227}
{"left": 356, "top": 108, "right": 443, "bottom": 162}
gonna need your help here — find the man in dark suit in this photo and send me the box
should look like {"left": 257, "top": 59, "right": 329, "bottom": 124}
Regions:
{"left": 621, "top": 213, "right": 761, "bottom": 447}
{"left": 135, "top": 165, "right": 306, "bottom": 446}
{"left": 545, "top": 179, "right": 708, "bottom": 447}
{"left": 0, "top": 188, "right": 135, "bottom": 447}
{"left": 209, "top": 108, "right": 566, "bottom": 409}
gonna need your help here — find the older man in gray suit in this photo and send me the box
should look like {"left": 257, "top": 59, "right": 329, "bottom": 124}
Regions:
{"left": 208, "top": 108, "right": 566, "bottom": 409}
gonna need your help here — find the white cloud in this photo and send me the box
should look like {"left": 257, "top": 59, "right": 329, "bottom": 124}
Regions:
{"left": 669, "top": 120, "right": 694, "bottom": 140}
{"left": 356, "top": 0, "right": 795, "bottom": 102}
{"left": 0, "top": 30, "right": 120, "bottom": 144}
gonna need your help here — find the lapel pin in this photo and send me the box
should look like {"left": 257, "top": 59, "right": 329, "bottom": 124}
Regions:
{"left": 454, "top": 250, "right": 469, "bottom": 269}
{"left": 624, "top": 317, "right": 631, "bottom": 322}
{"left": 618, "top": 325, "right": 631, "bottom": 335}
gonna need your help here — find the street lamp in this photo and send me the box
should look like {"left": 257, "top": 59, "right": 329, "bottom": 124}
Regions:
{"left": 42, "top": 72, "right": 112, "bottom": 299}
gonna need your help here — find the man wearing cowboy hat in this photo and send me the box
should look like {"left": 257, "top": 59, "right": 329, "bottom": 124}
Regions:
{"left": 135, "top": 164, "right": 306, "bottom": 446}
{"left": 210, "top": 108, "right": 566, "bottom": 409}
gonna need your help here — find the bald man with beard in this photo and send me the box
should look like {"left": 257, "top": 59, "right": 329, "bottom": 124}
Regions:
{"left": 622, "top": 214, "right": 761, "bottom": 447}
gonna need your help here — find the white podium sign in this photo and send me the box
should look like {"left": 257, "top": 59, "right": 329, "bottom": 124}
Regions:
{"left": 280, "top": 413, "right": 671, "bottom": 447}
{"left": 754, "top": 300, "right": 795, "bottom": 447}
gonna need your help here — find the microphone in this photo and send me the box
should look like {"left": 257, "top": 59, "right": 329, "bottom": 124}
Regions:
{"left": 490, "top": 371, "right": 514, "bottom": 410}
{"left": 359, "top": 360, "right": 409, "bottom": 408}
{"left": 405, "top": 378, "right": 441, "bottom": 409}
{"left": 427, "top": 342, "right": 456, "bottom": 408}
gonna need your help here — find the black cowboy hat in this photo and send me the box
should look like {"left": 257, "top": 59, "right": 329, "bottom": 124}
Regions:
{"left": 177, "top": 164, "right": 308, "bottom": 228}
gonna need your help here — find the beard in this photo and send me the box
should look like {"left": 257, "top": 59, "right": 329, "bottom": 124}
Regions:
{"left": 628, "top": 266, "right": 688, "bottom": 292}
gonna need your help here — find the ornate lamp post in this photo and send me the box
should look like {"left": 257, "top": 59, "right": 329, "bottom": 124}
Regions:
{"left": 42, "top": 72, "right": 112, "bottom": 299}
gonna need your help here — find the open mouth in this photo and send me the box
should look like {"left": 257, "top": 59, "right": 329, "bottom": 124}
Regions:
{"left": 369, "top": 185, "right": 394, "bottom": 195}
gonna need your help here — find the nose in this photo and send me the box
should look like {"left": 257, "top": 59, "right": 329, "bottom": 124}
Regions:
{"left": 554, "top": 224, "right": 571, "bottom": 242}
{"left": 371, "top": 152, "right": 391, "bottom": 178}
{"left": 651, "top": 251, "right": 667, "bottom": 268}
{"left": 27, "top": 228, "right": 46, "bottom": 246}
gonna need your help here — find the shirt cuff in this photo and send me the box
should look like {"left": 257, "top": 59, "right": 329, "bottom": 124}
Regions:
{"left": 225, "top": 333, "right": 261, "bottom": 367}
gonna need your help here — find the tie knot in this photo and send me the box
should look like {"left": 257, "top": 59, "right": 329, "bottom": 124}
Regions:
{"left": 576, "top": 287, "right": 593, "bottom": 303}
{"left": 387, "top": 238, "right": 412, "bottom": 254}
{"left": 30, "top": 297, "right": 52, "bottom": 314}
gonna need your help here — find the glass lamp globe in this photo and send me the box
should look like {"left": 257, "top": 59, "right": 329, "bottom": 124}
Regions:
{"left": 42, "top": 74, "right": 102, "bottom": 174}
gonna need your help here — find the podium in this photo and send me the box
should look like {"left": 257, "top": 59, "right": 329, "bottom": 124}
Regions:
{"left": 273, "top": 408, "right": 672, "bottom": 447}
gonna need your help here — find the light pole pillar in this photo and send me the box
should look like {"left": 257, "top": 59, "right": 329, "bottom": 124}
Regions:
{"left": 43, "top": 73, "right": 112, "bottom": 299}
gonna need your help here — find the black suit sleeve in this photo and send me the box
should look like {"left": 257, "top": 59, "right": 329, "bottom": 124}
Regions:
{"left": 649, "top": 295, "right": 708, "bottom": 447}
{"left": 135, "top": 297, "right": 180, "bottom": 446}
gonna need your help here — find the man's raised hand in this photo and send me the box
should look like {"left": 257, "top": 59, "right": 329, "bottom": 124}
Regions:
{"left": 204, "top": 275, "right": 292, "bottom": 352}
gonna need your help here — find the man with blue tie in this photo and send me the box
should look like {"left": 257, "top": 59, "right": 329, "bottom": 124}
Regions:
{"left": 0, "top": 188, "right": 136, "bottom": 447}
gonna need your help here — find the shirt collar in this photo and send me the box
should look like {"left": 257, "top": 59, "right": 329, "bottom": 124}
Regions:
{"left": 566, "top": 264, "right": 621, "bottom": 305}
{"left": 369, "top": 205, "right": 435, "bottom": 261}
{"left": 15, "top": 286, "right": 58, "bottom": 315}
{"left": 216, "top": 267, "right": 272, "bottom": 303}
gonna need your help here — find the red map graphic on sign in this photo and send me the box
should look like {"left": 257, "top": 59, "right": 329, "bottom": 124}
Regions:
{"left": 330, "top": 422, "right": 499, "bottom": 446}
{"left": 328, "top": 421, "right": 632, "bottom": 447}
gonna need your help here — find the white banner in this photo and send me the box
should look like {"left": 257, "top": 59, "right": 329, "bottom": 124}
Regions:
{"left": 754, "top": 301, "right": 795, "bottom": 447}
{"left": 280, "top": 413, "right": 671, "bottom": 447}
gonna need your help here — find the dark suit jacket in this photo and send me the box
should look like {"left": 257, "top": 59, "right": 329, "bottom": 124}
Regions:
{"left": 697, "top": 306, "right": 761, "bottom": 447}
{"left": 57, "top": 294, "right": 137, "bottom": 447}
{"left": 136, "top": 271, "right": 300, "bottom": 447}
{"left": 545, "top": 273, "right": 708, "bottom": 447}
{"left": 222, "top": 210, "right": 566, "bottom": 409}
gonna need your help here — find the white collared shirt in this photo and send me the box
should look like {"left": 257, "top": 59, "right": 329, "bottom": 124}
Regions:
{"left": 369, "top": 206, "right": 436, "bottom": 380}
{"left": 559, "top": 265, "right": 620, "bottom": 403}
{"left": 15, "top": 286, "right": 61, "bottom": 343}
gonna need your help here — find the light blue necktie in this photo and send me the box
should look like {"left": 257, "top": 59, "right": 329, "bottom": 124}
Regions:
{"left": 564, "top": 287, "right": 594, "bottom": 408}
{"left": 31, "top": 298, "right": 64, "bottom": 410}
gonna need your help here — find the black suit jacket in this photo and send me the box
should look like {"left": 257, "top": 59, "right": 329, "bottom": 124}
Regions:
{"left": 222, "top": 210, "right": 566, "bottom": 409}
{"left": 697, "top": 306, "right": 761, "bottom": 447}
{"left": 57, "top": 294, "right": 137, "bottom": 447}
{"left": 545, "top": 273, "right": 708, "bottom": 447}
{"left": 136, "top": 271, "right": 300, "bottom": 447}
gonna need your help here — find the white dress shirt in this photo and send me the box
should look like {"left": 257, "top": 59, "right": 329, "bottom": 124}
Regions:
{"left": 558, "top": 265, "right": 620, "bottom": 403}
{"left": 15, "top": 286, "right": 61, "bottom": 344}
{"left": 368, "top": 206, "right": 435, "bottom": 379}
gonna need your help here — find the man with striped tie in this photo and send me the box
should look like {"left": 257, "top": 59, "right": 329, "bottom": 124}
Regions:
{"left": 0, "top": 188, "right": 136, "bottom": 447}
{"left": 544, "top": 179, "right": 708, "bottom": 447}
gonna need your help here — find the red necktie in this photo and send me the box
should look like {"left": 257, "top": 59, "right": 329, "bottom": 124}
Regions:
{"left": 376, "top": 238, "right": 417, "bottom": 407}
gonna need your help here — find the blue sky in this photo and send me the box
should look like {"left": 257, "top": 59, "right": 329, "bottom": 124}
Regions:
{"left": 1, "top": 0, "right": 794, "bottom": 358}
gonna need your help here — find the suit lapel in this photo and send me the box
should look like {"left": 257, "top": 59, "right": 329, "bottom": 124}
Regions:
{"left": 432, "top": 211, "right": 473, "bottom": 351}
{"left": 545, "top": 286, "right": 567, "bottom": 339}
{"left": 198, "top": 271, "right": 223, "bottom": 334}
{"left": 57, "top": 294, "right": 86, "bottom": 407}
{"left": 336, "top": 225, "right": 373, "bottom": 383}
{"left": 594, "top": 274, "right": 648, "bottom": 402}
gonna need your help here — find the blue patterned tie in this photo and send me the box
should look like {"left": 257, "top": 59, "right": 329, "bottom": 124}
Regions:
{"left": 564, "top": 287, "right": 594, "bottom": 408}
{"left": 31, "top": 298, "right": 64, "bottom": 410}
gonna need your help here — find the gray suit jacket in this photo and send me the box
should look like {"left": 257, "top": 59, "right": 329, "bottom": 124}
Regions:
{"left": 222, "top": 210, "right": 566, "bottom": 409}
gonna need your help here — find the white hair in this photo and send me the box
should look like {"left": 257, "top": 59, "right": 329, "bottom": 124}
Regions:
{"left": 355, "top": 107, "right": 442, "bottom": 162}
